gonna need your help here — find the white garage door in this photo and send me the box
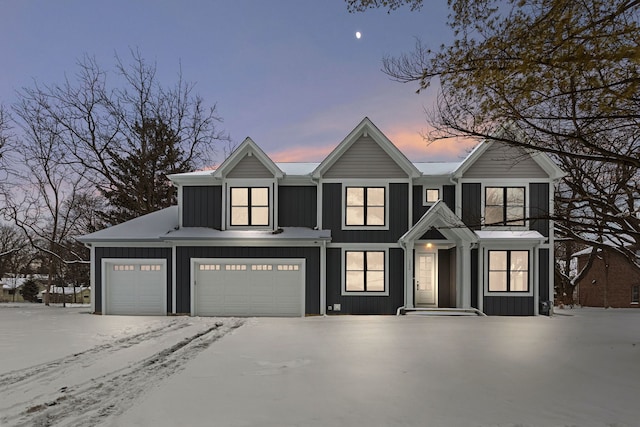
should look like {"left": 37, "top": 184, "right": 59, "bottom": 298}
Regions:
{"left": 193, "top": 258, "right": 304, "bottom": 317}
{"left": 103, "top": 259, "right": 166, "bottom": 315}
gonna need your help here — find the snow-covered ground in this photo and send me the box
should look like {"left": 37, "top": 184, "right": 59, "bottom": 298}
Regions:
{"left": 1, "top": 304, "right": 639, "bottom": 426}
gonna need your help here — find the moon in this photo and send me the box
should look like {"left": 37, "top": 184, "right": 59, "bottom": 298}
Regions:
{"left": 355, "top": 31, "right": 362, "bottom": 39}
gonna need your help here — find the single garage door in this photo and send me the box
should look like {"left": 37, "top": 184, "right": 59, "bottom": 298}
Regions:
{"left": 193, "top": 258, "right": 304, "bottom": 317}
{"left": 103, "top": 259, "right": 166, "bottom": 315}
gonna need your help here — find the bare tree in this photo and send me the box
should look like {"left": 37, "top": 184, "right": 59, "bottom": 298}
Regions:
{"left": 16, "top": 49, "right": 228, "bottom": 225}
{"left": 348, "top": 0, "right": 640, "bottom": 266}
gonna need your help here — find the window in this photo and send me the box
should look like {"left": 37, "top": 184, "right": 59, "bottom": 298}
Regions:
{"left": 632, "top": 285, "right": 639, "bottom": 304}
{"left": 485, "top": 187, "right": 525, "bottom": 226}
{"left": 199, "top": 264, "right": 221, "bottom": 271}
{"left": 345, "top": 251, "right": 385, "bottom": 292}
{"left": 113, "top": 265, "right": 134, "bottom": 271}
{"left": 425, "top": 188, "right": 440, "bottom": 204}
{"left": 277, "top": 265, "right": 299, "bottom": 271}
{"left": 140, "top": 265, "right": 162, "bottom": 271}
{"left": 251, "top": 264, "right": 273, "bottom": 271}
{"left": 230, "top": 187, "right": 269, "bottom": 226}
{"left": 488, "top": 250, "right": 529, "bottom": 292}
{"left": 345, "top": 187, "right": 385, "bottom": 226}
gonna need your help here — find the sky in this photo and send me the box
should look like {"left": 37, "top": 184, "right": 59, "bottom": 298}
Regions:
{"left": 0, "top": 0, "right": 476, "bottom": 165}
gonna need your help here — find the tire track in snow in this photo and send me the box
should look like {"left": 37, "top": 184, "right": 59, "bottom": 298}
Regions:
{"left": 0, "top": 318, "right": 189, "bottom": 389}
{"left": 1, "top": 318, "right": 244, "bottom": 427}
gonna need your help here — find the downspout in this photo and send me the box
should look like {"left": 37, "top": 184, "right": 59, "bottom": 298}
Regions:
{"left": 397, "top": 237, "right": 407, "bottom": 315}
{"left": 320, "top": 239, "right": 327, "bottom": 315}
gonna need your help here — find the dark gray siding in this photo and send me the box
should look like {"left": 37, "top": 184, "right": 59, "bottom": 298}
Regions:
{"left": 443, "top": 185, "right": 455, "bottom": 210}
{"left": 437, "top": 249, "right": 453, "bottom": 308}
{"left": 95, "top": 247, "right": 172, "bottom": 314}
{"left": 182, "top": 186, "right": 222, "bottom": 229}
{"left": 483, "top": 296, "right": 534, "bottom": 316}
{"left": 175, "top": 246, "right": 320, "bottom": 315}
{"left": 326, "top": 248, "right": 404, "bottom": 314}
{"left": 462, "top": 183, "right": 481, "bottom": 230}
{"left": 530, "top": 183, "right": 550, "bottom": 237}
{"left": 539, "top": 248, "right": 550, "bottom": 301}
{"left": 278, "top": 186, "right": 317, "bottom": 228}
{"left": 412, "top": 185, "right": 428, "bottom": 225}
{"left": 471, "top": 248, "right": 478, "bottom": 308}
{"left": 323, "top": 183, "right": 408, "bottom": 243}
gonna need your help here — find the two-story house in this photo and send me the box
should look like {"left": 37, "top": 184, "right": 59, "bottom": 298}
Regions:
{"left": 78, "top": 118, "right": 564, "bottom": 316}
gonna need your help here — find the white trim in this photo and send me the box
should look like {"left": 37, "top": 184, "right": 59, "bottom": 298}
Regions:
{"left": 423, "top": 186, "right": 442, "bottom": 206}
{"left": 481, "top": 247, "right": 535, "bottom": 297}
{"left": 480, "top": 180, "right": 530, "bottom": 230}
{"left": 414, "top": 250, "right": 438, "bottom": 307}
{"left": 89, "top": 245, "right": 96, "bottom": 313}
{"left": 340, "top": 247, "right": 390, "bottom": 297}
{"left": 341, "top": 181, "right": 390, "bottom": 231}
{"left": 101, "top": 258, "right": 168, "bottom": 316}
{"left": 225, "top": 179, "right": 276, "bottom": 231}
{"left": 177, "top": 185, "right": 183, "bottom": 228}
{"left": 327, "top": 242, "right": 400, "bottom": 249}
{"left": 190, "top": 257, "right": 305, "bottom": 317}
{"left": 320, "top": 241, "right": 327, "bottom": 315}
{"left": 171, "top": 246, "right": 177, "bottom": 314}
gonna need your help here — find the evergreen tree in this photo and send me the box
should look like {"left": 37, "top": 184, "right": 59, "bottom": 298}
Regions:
{"left": 20, "top": 279, "right": 39, "bottom": 302}
{"left": 100, "top": 118, "right": 192, "bottom": 224}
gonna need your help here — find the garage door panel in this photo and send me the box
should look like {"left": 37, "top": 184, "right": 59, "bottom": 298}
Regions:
{"left": 104, "top": 260, "right": 166, "bottom": 316}
{"left": 194, "top": 259, "right": 304, "bottom": 317}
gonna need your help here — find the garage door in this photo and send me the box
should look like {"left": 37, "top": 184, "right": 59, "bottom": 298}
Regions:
{"left": 193, "top": 258, "right": 304, "bottom": 317}
{"left": 103, "top": 259, "right": 166, "bottom": 315}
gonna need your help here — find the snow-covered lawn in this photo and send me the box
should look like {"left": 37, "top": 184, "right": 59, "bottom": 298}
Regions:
{"left": 1, "top": 304, "right": 639, "bottom": 426}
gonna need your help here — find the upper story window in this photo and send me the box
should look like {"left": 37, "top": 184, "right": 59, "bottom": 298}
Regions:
{"left": 488, "top": 250, "right": 529, "bottom": 292}
{"left": 485, "top": 187, "right": 525, "bottom": 226}
{"left": 230, "top": 187, "right": 269, "bottom": 226}
{"left": 345, "top": 186, "right": 385, "bottom": 227}
{"left": 424, "top": 188, "right": 440, "bottom": 204}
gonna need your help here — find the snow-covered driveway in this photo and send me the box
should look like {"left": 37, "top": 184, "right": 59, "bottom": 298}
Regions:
{"left": 1, "top": 306, "right": 639, "bottom": 426}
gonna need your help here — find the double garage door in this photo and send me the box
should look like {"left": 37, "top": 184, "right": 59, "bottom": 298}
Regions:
{"left": 103, "top": 258, "right": 304, "bottom": 317}
{"left": 194, "top": 258, "right": 305, "bottom": 317}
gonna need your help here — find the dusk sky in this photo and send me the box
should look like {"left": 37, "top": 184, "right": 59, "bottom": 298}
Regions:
{"left": 1, "top": 0, "right": 475, "bottom": 165}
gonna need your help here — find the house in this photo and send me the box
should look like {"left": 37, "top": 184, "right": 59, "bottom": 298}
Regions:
{"left": 78, "top": 118, "right": 564, "bottom": 316}
{"left": 574, "top": 247, "right": 640, "bottom": 308}
{"left": 38, "top": 286, "right": 92, "bottom": 304}
{"left": 1, "top": 277, "right": 29, "bottom": 302}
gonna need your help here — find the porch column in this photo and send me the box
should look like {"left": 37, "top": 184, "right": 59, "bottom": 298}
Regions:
{"left": 457, "top": 242, "right": 472, "bottom": 308}
{"left": 405, "top": 241, "right": 415, "bottom": 308}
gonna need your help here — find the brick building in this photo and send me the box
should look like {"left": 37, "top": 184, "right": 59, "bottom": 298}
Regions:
{"left": 574, "top": 248, "right": 640, "bottom": 308}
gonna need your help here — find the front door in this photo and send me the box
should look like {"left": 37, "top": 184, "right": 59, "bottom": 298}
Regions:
{"left": 415, "top": 252, "right": 437, "bottom": 306}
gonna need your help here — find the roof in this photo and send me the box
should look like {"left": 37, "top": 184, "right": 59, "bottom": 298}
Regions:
{"left": 77, "top": 207, "right": 179, "bottom": 243}
{"left": 78, "top": 207, "right": 330, "bottom": 243}
{"left": 276, "top": 162, "right": 320, "bottom": 176}
{"left": 475, "top": 230, "right": 546, "bottom": 242}
{"left": 164, "top": 227, "right": 330, "bottom": 242}
{"left": 400, "top": 200, "right": 477, "bottom": 244}
{"left": 2, "top": 278, "right": 28, "bottom": 289}
{"left": 414, "top": 162, "right": 461, "bottom": 176}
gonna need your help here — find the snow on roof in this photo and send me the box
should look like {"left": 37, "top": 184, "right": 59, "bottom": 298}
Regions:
{"left": 77, "top": 206, "right": 179, "bottom": 243}
{"left": 164, "top": 227, "right": 331, "bottom": 242}
{"left": 475, "top": 230, "right": 546, "bottom": 241}
{"left": 2, "top": 278, "right": 28, "bottom": 289}
{"left": 276, "top": 162, "right": 320, "bottom": 176}
{"left": 572, "top": 247, "right": 594, "bottom": 257}
{"left": 414, "top": 162, "right": 461, "bottom": 176}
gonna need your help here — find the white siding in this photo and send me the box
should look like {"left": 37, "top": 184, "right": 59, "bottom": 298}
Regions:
{"left": 227, "top": 154, "right": 274, "bottom": 178}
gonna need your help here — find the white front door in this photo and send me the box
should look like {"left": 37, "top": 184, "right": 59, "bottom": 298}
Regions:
{"left": 415, "top": 253, "right": 437, "bottom": 306}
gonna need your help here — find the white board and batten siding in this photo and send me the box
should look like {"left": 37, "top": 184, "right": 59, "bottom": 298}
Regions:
{"left": 192, "top": 258, "right": 305, "bottom": 317}
{"left": 324, "top": 136, "right": 408, "bottom": 178}
{"left": 463, "top": 143, "right": 548, "bottom": 179}
{"left": 102, "top": 259, "right": 167, "bottom": 316}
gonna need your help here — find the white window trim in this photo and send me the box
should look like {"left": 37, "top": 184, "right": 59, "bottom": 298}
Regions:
{"left": 482, "top": 246, "right": 534, "bottom": 297}
{"left": 341, "top": 180, "right": 390, "bottom": 231}
{"left": 423, "top": 186, "right": 442, "bottom": 206}
{"left": 225, "top": 179, "right": 275, "bottom": 230}
{"left": 340, "top": 247, "right": 389, "bottom": 296}
{"left": 480, "top": 180, "right": 530, "bottom": 231}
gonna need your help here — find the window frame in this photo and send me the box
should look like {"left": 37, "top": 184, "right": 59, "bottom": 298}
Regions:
{"left": 632, "top": 285, "right": 639, "bottom": 304}
{"left": 423, "top": 187, "right": 441, "bottom": 205}
{"left": 341, "top": 248, "right": 389, "bottom": 296}
{"left": 341, "top": 182, "right": 389, "bottom": 230}
{"left": 484, "top": 186, "right": 526, "bottom": 227}
{"left": 225, "top": 180, "right": 274, "bottom": 229}
{"left": 487, "top": 249, "right": 530, "bottom": 293}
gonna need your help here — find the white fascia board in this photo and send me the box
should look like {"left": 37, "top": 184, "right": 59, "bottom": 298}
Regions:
{"left": 213, "top": 137, "right": 283, "bottom": 179}
{"left": 84, "top": 241, "right": 173, "bottom": 247}
{"left": 312, "top": 117, "right": 421, "bottom": 179}
{"left": 452, "top": 139, "right": 490, "bottom": 179}
{"left": 170, "top": 239, "right": 329, "bottom": 247}
{"left": 169, "top": 174, "right": 221, "bottom": 186}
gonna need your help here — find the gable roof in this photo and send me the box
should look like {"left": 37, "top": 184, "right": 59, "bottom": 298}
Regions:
{"left": 77, "top": 207, "right": 179, "bottom": 243}
{"left": 213, "top": 137, "right": 283, "bottom": 179}
{"left": 312, "top": 117, "right": 420, "bottom": 179}
{"left": 400, "top": 200, "right": 477, "bottom": 244}
{"left": 453, "top": 139, "right": 565, "bottom": 181}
